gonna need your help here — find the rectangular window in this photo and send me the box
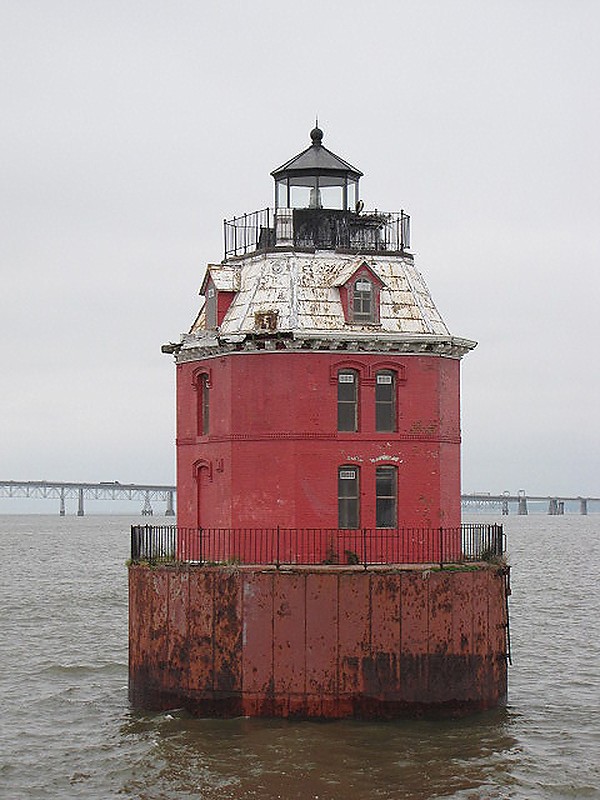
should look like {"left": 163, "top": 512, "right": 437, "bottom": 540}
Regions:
{"left": 338, "top": 467, "right": 360, "bottom": 529}
{"left": 197, "top": 374, "right": 209, "bottom": 435}
{"left": 353, "top": 279, "right": 372, "bottom": 322}
{"left": 338, "top": 371, "right": 358, "bottom": 431}
{"left": 376, "top": 466, "right": 397, "bottom": 528}
{"left": 375, "top": 371, "right": 396, "bottom": 432}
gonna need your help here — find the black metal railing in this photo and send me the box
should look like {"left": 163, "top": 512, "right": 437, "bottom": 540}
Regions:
{"left": 223, "top": 208, "right": 410, "bottom": 259}
{"left": 224, "top": 208, "right": 273, "bottom": 259}
{"left": 130, "top": 523, "right": 504, "bottom": 568}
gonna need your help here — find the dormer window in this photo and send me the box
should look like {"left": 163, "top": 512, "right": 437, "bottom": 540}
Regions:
{"left": 336, "top": 263, "right": 383, "bottom": 325}
{"left": 200, "top": 268, "right": 239, "bottom": 330}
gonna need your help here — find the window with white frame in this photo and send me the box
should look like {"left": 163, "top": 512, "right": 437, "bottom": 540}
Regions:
{"left": 375, "top": 370, "right": 396, "bottom": 432}
{"left": 338, "top": 467, "right": 360, "bottom": 528}
{"left": 338, "top": 370, "right": 358, "bottom": 431}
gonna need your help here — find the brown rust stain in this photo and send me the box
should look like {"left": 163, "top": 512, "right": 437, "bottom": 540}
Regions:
{"left": 129, "top": 564, "right": 508, "bottom": 719}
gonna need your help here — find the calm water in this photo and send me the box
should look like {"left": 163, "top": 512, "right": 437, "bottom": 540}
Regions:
{"left": 1, "top": 514, "right": 599, "bottom": 799}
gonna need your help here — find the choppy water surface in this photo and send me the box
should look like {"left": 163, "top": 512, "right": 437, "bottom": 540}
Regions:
{"left": 1, "top": 514, "right": 599, "bottom": 799}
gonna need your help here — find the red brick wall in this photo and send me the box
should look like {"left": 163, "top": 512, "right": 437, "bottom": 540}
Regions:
{"left": 175, "top": 351, "right": 461, "bottom": 530}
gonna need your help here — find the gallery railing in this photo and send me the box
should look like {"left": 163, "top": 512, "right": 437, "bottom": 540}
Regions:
{"left": 130, "top": 523, "right": 504, "bottom": 569}
{"left": 223, "top": 208, "right": 410, "bottom": 259}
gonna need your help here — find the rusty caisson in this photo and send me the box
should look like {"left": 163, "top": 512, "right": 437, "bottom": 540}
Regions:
{"left": 129, "top": 563, "right": 510, "bottom": 718}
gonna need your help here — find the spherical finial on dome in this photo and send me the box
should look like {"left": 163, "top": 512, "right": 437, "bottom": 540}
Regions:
{"left": 310, "top": 124, "right": 323, "bottom": 146}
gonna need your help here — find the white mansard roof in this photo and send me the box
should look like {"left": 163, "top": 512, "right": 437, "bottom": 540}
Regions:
{"left": 174, "top": 251, "right": 476, "bottom": 360}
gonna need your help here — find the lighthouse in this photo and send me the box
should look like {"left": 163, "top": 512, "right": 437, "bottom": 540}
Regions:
{"left": 129, "top": 127, "right": 510, "bottom": 718}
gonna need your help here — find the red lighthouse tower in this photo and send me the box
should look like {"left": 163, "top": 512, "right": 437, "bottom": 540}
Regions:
{"left": 129, "top": 127, "right": 509, "bottom": 718}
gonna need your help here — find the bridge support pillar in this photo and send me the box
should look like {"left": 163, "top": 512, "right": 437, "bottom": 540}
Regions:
{"left": 59, "top": 489, "right": 66, "bottom": 516}
{"left": 580, "top": 498, "right": 588, "bottom": 515}
{"left": 141, "top": 491, "right": 153, "bottom": 516}
{"left": 517, "top": 491, "right": 528, "bottom": 515}
{"left": 165, "top": 490, "right": 175, "bottom": 516}
{"left": 548, "top": 498, "right": 564, "bottom": 515}
{"left": 77, "top": 487, "right": 85, "bottom": 516}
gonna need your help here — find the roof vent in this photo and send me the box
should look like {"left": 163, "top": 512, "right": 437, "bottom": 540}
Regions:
{"left": 254, "top": 311, "right": 278, "bottom": 332}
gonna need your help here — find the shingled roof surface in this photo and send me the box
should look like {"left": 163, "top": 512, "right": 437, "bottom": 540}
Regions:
{"left": 191, "top": 251, "right": 449, "bottom": 337}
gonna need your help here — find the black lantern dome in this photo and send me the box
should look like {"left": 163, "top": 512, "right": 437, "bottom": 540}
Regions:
{"left": 271, "top": 126, "right": 363, "bottom": 211}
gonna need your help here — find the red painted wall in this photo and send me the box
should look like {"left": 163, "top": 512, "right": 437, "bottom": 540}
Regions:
{"left": 175, "top": 351, "right": 461, "bottom": 532}
{"left": 129, "top": 563, "right": 509, "bottom": 718}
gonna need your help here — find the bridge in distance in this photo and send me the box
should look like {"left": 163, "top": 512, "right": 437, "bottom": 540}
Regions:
{"left": 0, "top": 480, "right": 175, "bottom": 516}
{"left": 0, "top": 481, "right": 598, "bottom": 516}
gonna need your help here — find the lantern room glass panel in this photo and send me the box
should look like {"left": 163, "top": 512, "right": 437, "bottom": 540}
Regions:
{"left": 276, "top": 179, "right": 288, "bottom": 209}
{"left": 346, "top": 179, "right": 357, "bottom": 210}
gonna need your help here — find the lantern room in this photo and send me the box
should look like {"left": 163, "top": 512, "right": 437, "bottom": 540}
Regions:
{"left": 271, "top": 125, "right": 362, "bottom": 211}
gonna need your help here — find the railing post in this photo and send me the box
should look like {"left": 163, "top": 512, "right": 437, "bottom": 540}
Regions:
{"left": 362, "top": 528, "right": 368, "bottom": 570}
{"left": 130, "top": 525, "right": 137, "bottom": 562}
{"left": 276, "top": 525, "right": 280, "bottom": 569}
{"left": 439, "top": 526, "right": 444, "bottom": 569}
{"left": 198, "top": 527, "right": 203, "bottom": 565}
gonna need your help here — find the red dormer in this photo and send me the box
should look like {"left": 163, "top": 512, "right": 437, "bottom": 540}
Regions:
{"left": 200, "top": 265, "right": 239, "bottom": 329}
{"left": 335, "top": 261, "right": 385, "bottom": 325}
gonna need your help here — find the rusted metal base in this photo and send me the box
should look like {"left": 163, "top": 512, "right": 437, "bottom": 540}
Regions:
{"left": 128, "top": 564, "right": 509, "bottom": 720}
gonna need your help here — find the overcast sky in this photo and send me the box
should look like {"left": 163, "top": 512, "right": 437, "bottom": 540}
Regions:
{"left": 1, "top": 0, "right": 599, "bottom": 510}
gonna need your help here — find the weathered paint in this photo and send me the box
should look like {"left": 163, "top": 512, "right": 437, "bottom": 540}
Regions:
{"left": 129, "top": 563, "right": 509, "bottom": 719}
{"left": 188, "top": 251, "right": 452, "bottom": 339}
{"left": 176, "top": 351, "right": 462, "bottom": 537}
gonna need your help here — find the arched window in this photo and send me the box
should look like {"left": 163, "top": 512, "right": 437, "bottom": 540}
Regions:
{"left": 196, "top": 373, "right": 210, "bottom": 436}
{"left": 337, "top": 370, "right": 358, "bottom": 431}
{"left": 353, "top": 278, "right": 373, "bottom": 322}
{"left": 376, "top": 466, "right": 397, "bottom": 528}
{"left": 338, "top": 466, "right": 360, "bottom": 529}
{"left": 375, "top": 370, "right": 396, "bottom": 432}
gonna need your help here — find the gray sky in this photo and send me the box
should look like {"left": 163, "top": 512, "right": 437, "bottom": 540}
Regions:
{"left": 2, "top": 0, "right": 599, "bottom": 501}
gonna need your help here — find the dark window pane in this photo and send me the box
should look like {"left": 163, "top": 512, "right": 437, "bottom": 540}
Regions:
{"left": 376, "top": 498, "right": 395, "bottom": 528}
{"left": 338, "top": 381, "right": 356, "bottom": 401}
{"left": 339, "top": 500, "right": 359, "bottom": 529}
{"left": 338, "top": 371, "right": 358, "bottom": 432}
{"left": 376, "top": 469, "right": 394, "bottom": 496}
{"left": 376, "top": 466, "right": 397, "bottom": 528}
{"left": 338, "top": 404, "right": 356, "bottom": 431}
{"left": 197, "top": 374, "right": 209, "bottom": 435}
{"left": 376, "top": 404, "right": 394, "bottom": 432}
{"left": 375, "top": 371, "right": 396, "bottom": 432}
{"left": 338, "top": 467, "right": 359, "bottom": 528}
{"left": 202, "top": 376, "right": 209, "bottom": 435}
{"left": 353, "top": 279, "right": 373, "bottom": 322}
